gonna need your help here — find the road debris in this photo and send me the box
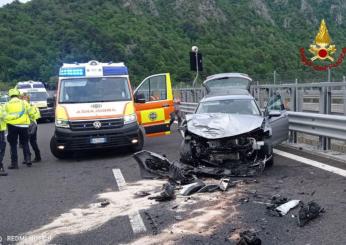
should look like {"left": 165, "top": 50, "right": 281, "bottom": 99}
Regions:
{"left": 149, "top": 182, "right": 175, "bottom": 202}
{"left": 298, "top": 201, "right": 324, "bottom": 227}
{"left": 133, "top": 150, "right": 264, "bottom": 181}
{"left": 197, "top": 184, "right": 220, "bottom": 193}
{"left": 99, "top": 200, "right": 110, "bottom": 208}
{"left": 265, "top": 195, "right": 289, "bottom": 217}
{"left": 180, "top": 180, "right": 206, "bottom": 196}
{"left": 219, "top": 177, "right": 234, "bottom": 191}
{"left": 276, "top": 200, "right": 300, "bottom": 215}
{"left": 174, "top": 215, "right": 183, "bottom": 221}
{"left": 237, "top": 230, "right": 262, "bottom": 245}
{"left": 134, "top": 191, "right": 151, "bottom": 198}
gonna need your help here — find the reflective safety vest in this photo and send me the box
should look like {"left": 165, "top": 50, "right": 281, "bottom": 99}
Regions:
{"left": 0, "top": 105, "right": 7, "bottom": 131}
{"left": 29, "top": 104, "right": 41, "bottom": 123}
{"left": 5, "top": 97, "right": 32, "bottom": 126}
{"left": 0, "top": 103, "right": 27, "bottom": 131}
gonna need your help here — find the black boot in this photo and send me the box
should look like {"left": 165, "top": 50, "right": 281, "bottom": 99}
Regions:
{"left": 0, "top": 166, "right": 8, "bottom": 176}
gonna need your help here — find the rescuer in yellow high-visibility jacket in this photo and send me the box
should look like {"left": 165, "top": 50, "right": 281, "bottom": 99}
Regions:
{"left": 22, "top": 94, "right": 41, "bottom": 162}
{"left": 5, "top": 88, "right": 35, "bottom": 169}
{"left": 0, "top": 100, "right": 25, "bottom": 175}
{"left": 0, "top": 104, "right": 9, "bottom": 176}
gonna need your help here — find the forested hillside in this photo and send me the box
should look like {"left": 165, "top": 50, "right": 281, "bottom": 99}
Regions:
{"left": 1, "top": 0, "right": 346, "bottom": 85}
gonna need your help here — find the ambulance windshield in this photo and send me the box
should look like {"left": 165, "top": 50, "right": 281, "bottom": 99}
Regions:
{"left": 59, "top": 77, "right": 131, "bottom": 103}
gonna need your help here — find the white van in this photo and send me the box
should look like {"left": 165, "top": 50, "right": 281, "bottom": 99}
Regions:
{"left": 16, "top": 81, "right": 54, "bottom": 121}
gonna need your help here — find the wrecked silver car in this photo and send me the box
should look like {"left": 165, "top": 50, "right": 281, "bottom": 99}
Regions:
{"left": 179, "top": 73, "right": 289, "bottom": 176}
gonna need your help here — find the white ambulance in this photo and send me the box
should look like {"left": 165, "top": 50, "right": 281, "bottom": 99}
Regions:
{"left": 51, "top": 60, "right": 175, "bottom": 158}
{"left": 16, "top": 81, "right": 55, "bottom": 121}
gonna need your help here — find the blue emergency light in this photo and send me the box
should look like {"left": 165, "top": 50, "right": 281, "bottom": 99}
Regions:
{"left": 59, "top": 67, "right": 86, "bottom": 77}
{"left": 103, "top": 66, "right": 128, "bottom": 76}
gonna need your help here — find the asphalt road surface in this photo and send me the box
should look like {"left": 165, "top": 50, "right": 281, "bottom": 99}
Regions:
{"left": 0, "top": 122, "right": 345, "bottom": 245}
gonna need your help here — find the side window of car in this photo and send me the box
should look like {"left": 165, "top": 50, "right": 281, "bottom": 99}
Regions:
{"left": 267, "top": 95, "right": 284, "bottom": 111}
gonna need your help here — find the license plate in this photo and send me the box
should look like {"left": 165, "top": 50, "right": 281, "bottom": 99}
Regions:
{"left": 90, "top": 137, "right": 107, "bottom": 144}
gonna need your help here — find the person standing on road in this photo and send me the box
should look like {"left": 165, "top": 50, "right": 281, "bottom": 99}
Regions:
{"left": 5, "top": 88, "right": 34, "bottom": 169}
{"left": 22, "top": 94, "right": 41, "bottom": 162}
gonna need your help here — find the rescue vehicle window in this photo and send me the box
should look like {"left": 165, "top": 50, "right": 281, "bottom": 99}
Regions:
{"left": 136, "top": 75, "right": 167, "bottom": 102}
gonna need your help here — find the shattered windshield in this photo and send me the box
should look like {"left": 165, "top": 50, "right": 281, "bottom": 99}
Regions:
{"left": 196, "top": 99, "right": 261, "bottom": 115}
{"left": 59, "top": 77, "right": 131, "bottom": 103}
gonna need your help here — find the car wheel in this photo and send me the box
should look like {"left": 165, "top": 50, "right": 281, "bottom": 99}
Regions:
{"left": 179, "top": 139, "right": 194, "bottom": 164}
{"left": 131, "top": 130, "right": 144, "bottom": 152}
{"left": 50, "top": 137, "right": 69, "bottom": 159}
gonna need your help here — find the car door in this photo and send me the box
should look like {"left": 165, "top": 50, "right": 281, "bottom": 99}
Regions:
{"left": 134, "top": 73, "right": 174, "bottom": 137}
{"left": 266, "top": 94, "right": 289, "bottom": 146}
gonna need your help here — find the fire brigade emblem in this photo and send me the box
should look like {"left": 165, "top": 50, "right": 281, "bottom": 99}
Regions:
{"left": 300, "top": 19, "right": 346, "bottom": 71}
{"left": 149, "top": 112, "right": 157, "bottom": 121}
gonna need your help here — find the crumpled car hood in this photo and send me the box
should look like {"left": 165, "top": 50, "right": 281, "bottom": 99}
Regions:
{"left": 186, "top": 113, "right": 263, "bottom": 139}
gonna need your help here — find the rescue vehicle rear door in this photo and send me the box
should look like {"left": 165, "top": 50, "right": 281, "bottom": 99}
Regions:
{"left": 134, "top": 73, "right": 174, "bottom": 137}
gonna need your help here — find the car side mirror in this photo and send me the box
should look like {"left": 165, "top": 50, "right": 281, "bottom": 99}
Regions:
{"left": 134, "top": 93, "right": 146, "bottom": 103}
{"left": 268, "top": 110, "right": 281, "bottom": 118}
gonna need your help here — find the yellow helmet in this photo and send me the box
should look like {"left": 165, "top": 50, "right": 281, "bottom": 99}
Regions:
{"left": 8, "top": 88, "right": 20, "bottom": 97}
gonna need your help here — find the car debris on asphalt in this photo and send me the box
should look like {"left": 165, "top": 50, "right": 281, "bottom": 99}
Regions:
{"left": 99, "top": 200, "right": 110, "bottom": 208}
{"left": 134, "top": 191, "right": 151, "bottom": 198}
{"left": 148, "top": 182, "right": 175, "bottom": 202}
{"left": 276, "top": 200, "right": 300, "bottom": 215}
{"left": 237, "top": 230, "right": 262, "bottom": 245}
{"left": 297, "top": 201, "right": 324, "bottom": 227}
{"left": 180, "top": 180, "right": 206, "bottom": 196}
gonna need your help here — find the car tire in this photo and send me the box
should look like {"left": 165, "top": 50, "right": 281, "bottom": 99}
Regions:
{"left": 131, "top": 130, "right": 144, "bottom": 152}
{"left": 179, "top": 139, "right": 194, "bottom": 164}
{"left": 50, "top": 137, "right": 69, "bottom": 159}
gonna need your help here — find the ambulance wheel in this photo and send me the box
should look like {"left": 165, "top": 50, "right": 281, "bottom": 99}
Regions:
{"left": 131, "top": 130, "right": 144, "bottom": 152}
{"left": 50, "top": 137, "right": 69, "bottom": 159}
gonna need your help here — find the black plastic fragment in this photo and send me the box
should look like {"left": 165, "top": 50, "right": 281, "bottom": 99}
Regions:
{"left": 237, "top": 230, "right": 262, "bottom": 245}
{"left": 298, "top": 201, "right": 324, "bottom": 227}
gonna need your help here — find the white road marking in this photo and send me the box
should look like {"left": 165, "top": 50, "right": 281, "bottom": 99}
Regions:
{"left": 112, "top": 168, "right": 147, "bottom": 234}
{"left": 128, "top": 210, "right": 147, "bottom": 234}
{"left": 274, "top": 149, "right": 346, "bottom": 177}
{"left": 112, "top": 168, "right": 126, "bottom": 191}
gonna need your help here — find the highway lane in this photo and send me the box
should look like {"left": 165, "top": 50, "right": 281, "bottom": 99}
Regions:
{"left": 0, "top": 122, "right": 345, "bottom": 244}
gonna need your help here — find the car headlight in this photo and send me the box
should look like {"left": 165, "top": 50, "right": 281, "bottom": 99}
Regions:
{"left": 124, "top": 113, "right": 137, "bottom": 125}
{"left": 56, "top": 119, "right": 70, "bottom": 128}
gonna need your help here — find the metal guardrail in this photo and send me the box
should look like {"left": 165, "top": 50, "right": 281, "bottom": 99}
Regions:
{"left": 288, "top": 112, "right": 346, "bottom": 141}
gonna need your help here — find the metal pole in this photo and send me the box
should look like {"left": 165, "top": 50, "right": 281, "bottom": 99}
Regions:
{"left": 274, "top": 70, "right": 276, "bottom": 85}
{"left": 192, "top": 52, "right": 199, "bottom": 88}
{"left": 192, "top": 46, "right": 199, "bottom": 103}
{"left": 327, "top": 68, "right": 331, "bottom": 83}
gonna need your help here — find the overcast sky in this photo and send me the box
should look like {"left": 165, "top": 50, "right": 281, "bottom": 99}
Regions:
{"left": 0, "top": 0, "right": 30, "bottom": 7}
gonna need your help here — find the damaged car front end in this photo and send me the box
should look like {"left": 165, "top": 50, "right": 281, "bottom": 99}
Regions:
{"left": 179, "top": 112, "right": 273, "bottom": 177}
